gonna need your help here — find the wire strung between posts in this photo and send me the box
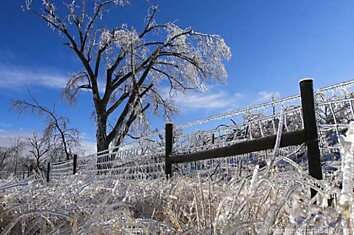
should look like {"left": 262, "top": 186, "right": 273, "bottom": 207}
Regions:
{"left": 175, "top": 79, "right": 354, "bottom": 130}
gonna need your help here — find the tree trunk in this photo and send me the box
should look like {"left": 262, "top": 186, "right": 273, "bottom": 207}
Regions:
{"left": 96, "top": 114, "right": 110, "bottom": 173}
{"left": 96, "top": 123, "right": 108, "bottom": 152}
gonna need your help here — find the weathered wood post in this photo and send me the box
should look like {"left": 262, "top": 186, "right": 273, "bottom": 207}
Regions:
{"left": 165, "top": 122, "right": 173, "bottom": 177}
{"left": 300, "top": 79, "right": 323, "bottom": 197}
{"left": 73, "top": 154, "right": 78, "bottom": 175}
{"left": 46, "top": 162, "right": 50, "bottom": 183}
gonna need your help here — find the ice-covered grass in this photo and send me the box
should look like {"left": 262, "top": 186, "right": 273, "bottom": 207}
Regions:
{"left": 1, "top": 125, "right": 354, "bottom": 234}
{"left": 0, "top": 163, "right": 347, "bottom": 234}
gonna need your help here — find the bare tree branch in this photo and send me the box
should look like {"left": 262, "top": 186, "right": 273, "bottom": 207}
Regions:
{"left": 11, "top": 95, "right": 80, "bottom": 160}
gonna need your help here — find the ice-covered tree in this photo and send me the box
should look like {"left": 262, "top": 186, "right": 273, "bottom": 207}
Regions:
{"left": 0, "top": 138, "right": 26, "bottom": 177}
{"left": 24, "top": 0, "right": 231, "bottom": 152}
{"left": 23, "top": 133, "right": 51, "bottom": 172}
{"left": 12, "top": 96, "right": 80, "bottom": 161}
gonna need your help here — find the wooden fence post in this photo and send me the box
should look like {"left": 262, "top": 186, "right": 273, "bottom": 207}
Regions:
{"left": 46, "top": 162, "right": 50, "bottom": 183}
{"left": 300, "top": 79, "right": 323, "bottom": 197}
{"left": 165, "top": 122, "right": 173, "bottom": 177}
{"left": 73, "top": 154, "right": 78, "bottom": 175}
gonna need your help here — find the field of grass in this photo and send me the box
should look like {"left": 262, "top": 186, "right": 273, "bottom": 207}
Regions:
{"left": 0, "top": 158, "right": 349, "bottom": 234}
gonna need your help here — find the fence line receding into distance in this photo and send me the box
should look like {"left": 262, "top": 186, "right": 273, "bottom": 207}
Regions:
{"left": 47, "top": 79, "right": 354, "bottom": 191}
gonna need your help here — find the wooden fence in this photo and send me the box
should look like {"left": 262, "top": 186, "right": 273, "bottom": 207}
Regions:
{"left": 165, "top": 79, "right": 322, "bottom": 196}
{"left": 46, "top": 78, "right": 351, "bottom": 199}
{"left": 46, "top": 154, "right": 77, "bottom": 183}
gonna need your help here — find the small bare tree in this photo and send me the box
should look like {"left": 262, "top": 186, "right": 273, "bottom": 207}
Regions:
{"left": 12, "top": 96, "right": 80, "bottom": 161}
{"left": 0, "top": 138, "right": 26, "bottom": 177}
{"left": 0, "top": 147, "right": 9, "bottom": 172}
{"left": 24, "top": 0, "right": 231, "bottom": 152}
{"left": 23, "top": 133, "right": 51, "bottom": 172}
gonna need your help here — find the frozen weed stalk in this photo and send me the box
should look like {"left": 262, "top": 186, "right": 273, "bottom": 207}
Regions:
{"left": 338, "top": 122, "right": 354, "bottom": 235}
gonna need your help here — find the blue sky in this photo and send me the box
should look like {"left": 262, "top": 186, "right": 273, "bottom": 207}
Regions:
{"left": 1, "top": 0, "right": 354, "bottom": 151}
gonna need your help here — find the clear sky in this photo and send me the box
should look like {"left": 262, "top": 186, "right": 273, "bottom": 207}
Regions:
{"left": 1, "top": 0, "right": 354, "bottom": 152}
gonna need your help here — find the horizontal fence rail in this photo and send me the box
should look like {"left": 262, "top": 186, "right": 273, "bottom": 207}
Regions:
{"left": 170, "top": 130, "right": 305, "bottom": 164}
